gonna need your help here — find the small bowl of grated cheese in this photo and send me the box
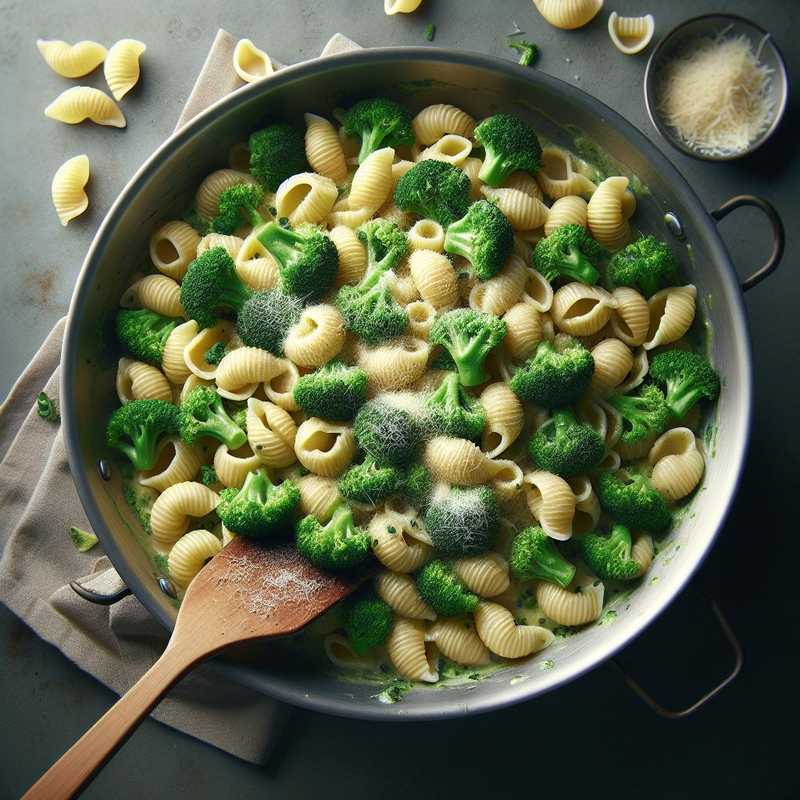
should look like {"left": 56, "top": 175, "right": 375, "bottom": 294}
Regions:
{"left": 644, "top": 14, "right": 788, "bottom": 160}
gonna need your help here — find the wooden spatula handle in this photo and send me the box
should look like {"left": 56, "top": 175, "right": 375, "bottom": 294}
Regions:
{"left": 22, "top": 644, "right": 199, "bottom": 800}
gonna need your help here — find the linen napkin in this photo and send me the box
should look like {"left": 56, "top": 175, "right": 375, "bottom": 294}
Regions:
{"left": 0, "top": 29, "right": 361, "bottom": 765}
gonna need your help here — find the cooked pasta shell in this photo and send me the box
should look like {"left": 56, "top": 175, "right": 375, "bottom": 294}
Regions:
{"left": 503, "top": 301, "right": 544, "bottom": 361}
{"left": 521, "top": 268, "right": 554, "bottom": 312}
{"left": 536, "top": 147, "right": 597, "bottom": 200}
{"left": 149, "top": 221, "right": 201, "bottom": 281}
{"left": 45, "top": 86, "right": 125, "bottom": 128}
{"left": 469, "top": 255, "right": 528, "bottom": 316}
{"left": 356, "top": 338, "right": 429, "bottom": 392}
{"left": 480, "top": 382, "right": 524, "bottom": 459}
{"left": 197, "top": 232, "right": 243, "bottom": 259}
{"left": 296, "top": 474, "right": 341, "bottom": 522}
{"left": 120, "top": 274, "right": 184, "bottom": 318}
{"left": 215, "top": 347, "right": 287, "bottom": 401}
{"left": 375, "top": 571, "right": 436, "bottom": 621}
{"left": 452, "top": 552, "right": 510, "bottom": 597}
{"left": 324, "top": 633, "right": 381, "bottom": 671}
{"left": 294, "top": 418, "right": 355, "bottom": 478}
{"left": 474, "top": 601, "right": 554, "bottom": 658}
{"left": 503, "top": 171, "right": 544, "bottom": 199}
{"left": 330, "top": 225, "right": 367, "bottom": 285}
{"left": 425, "top": 436, "right": 491, "bottom": 486}
{"left": 116, "top": 358, "right": 172, "bottom": 404}
{"left": 648, "top": 427, "right": 705, "bottom": 500}
{"left": 51, "top": 154, "right": 90, "bottom": 226}
{"left": 183, "top": 321, "right": 235, "bottom": 380}
{"left": 36, "top": 39, "right": 107, "bottom": 78}
{"left": 544, "top": 195, "right": 588, "bottom": 235}
{"left": 426, "top": 618, "right": 490, "bottom": 667}
{"left": 104, "top": 39, "right": 146, "bottom": 100}
{"left": 533, "top": 0, "right": 603, "bottom": 30}
{"left": 488, "top": 458, "right": 524, "bottom": 500}
{"left": 232, "top": 38, "right": 273, "bottom": 83}
{"left": 481, "top": 186, "right": 549, "bottom": 231}
{"left": 587, "top": 176, "right": 635, "bottom": 250}
{"left": 327, "top": 199, "right": 373, "bottom": 229}
{"left": 304, "top": 113, "right": 348, "bottom": 184}
{"left": 138, "top": 437, "right": 202, "bottom": 493}
{"left": 405, "top": 300, "right": 436, "bottom": 339}
{"left": 551, "top": 282, "right": 618, "bottom": 337}
{"left": 461, "top": 157, "right": 484, "bottom": 200}
{"left": 370, "top": 510, "right": 432, "bottom": 573}
{"left": 275, "top": 172, "right": 338, "bottom": 226}
{"left": 387, "top": 618, "right": 438, "bottom": 682}
{"left": 644, "top": 285, "right": 697, "bottom": 350}
{"left": 419, "top": 134, "right": 473, "bottom": 167}
{"left": 284, "top": 304, "right": 345, "bottom": 367}
{"left": 235, "top": 233, "right": 280, "bottom": 290}
{"left": 412, "top": 104, "right": 475, "bottom": 145}
{"left": 608, "top": 12, "right": 655, "bottom": 55}
{"left": 536, "top": 575, "right": 604, "bottom": 626}
{"left": 150, "top": 481, "right": 219, "bottom": 553}
{"left": 195, "top": 169, "right": 257, "bottom": 220}
{"left": 214, "top": 444, "right": 262, "bottom": 488}
{"left": 349, "top": 147, "right": 395, "bottom": 212}
{"left": 162, "top": 321, "right": 199, "bottom": 385}
{"left": 523, "top": 470, "right": 576, "bottom": 541}
{"left": 246, "top": 398, "right": 297, "bottom": 468}
{"left": 168, "top": 530, "right": 221, "bottom": 588}
{"left": 589, "top": 338, "right": 634, "bottom": 396}
{"left": 177, "top": 374, "right": 213, "bottom": 403}
{"left": 610, "top": 286, "right": 650, "bottom": 346}
{"left": 264, "top": 360, "right": 300, "bottom": 411}
{"left": 409, "top": 249, "right": 458, "bottom": 309}
{"left": 408, "top": 219, "right": 445, "bottom": 252}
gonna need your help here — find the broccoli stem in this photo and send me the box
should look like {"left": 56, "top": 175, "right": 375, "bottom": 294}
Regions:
{"left": 667, "top": 379, "right": 704, "bottom": 419}
{"left": 357, "top": 127, "right": 387, "bottom": 163}
{"left": 537, "top": 538, "right": 575, "bottom": 587}
{"left": 330, "top": 504, "right": 357, "bottom": 536}
{"left": 239, "top": 468, "right": 271, "bottom": 502}
{"left": 126, "top": 424, "right": 160, "bottom": 470}
{"left": 208, "top": 407, "right": 247, "bottom": 449}
{"left": 560, "top": 245, "right": 600, "bottom": 284}
{"left": 453, "top": 328, "right": 492, "bottom": 386}
{"left": 478, "top": 151, "right": 512, "bottom": 188}
{"left": 440, "top": 227, "right": 474, "bottom": 264}
{"left": 257, "top": 222, "right": 302, "bottom": 268}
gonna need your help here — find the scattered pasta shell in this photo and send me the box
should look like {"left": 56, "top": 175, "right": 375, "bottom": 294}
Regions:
{"left": 104, "top": 39, "right": 146, "bottom": 100}
{"left": 36, "top": 39, "right": 107, "bottom": 78}
{"left": 608, "top": 12, "right": 655, "bottom": 56}
{"left": 51, "top": 154, "right": 90, "bottom": 226}
{"left": 45, "top": 86, "right": 125, "bottom": 128}
{"left": 384, "top": 0, "right": 424, "bottom": 14}
{"left": 533, "top": 0, "right": 603, "bottom": 30}
{"left": 232, "top": 38, "right": 274, "bottom": 83}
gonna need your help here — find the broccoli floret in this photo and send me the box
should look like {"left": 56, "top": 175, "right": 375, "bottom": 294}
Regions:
{"left": 424, "top": 371, "right": 486, "bottom": 441}
{"left": 607, "top": 235, "right": 680, "bottom": 298}
{"left": 533, "top": 224, "right": 607, "bottom": 285}
{"left": 199, "top": 465, "right": 218, "bottom": 487}
{"left": 236, "top": 289, "right": 303, "bottom": 355}
{"left": 69, "top": 525, "right": 98, "bottom": 553}
{"left": 596, "top": 471, "right": 671, "bottom": 534}
{"left": 429, "top": 308, "right": 507, "bottom": 388}
{"left": 344, "top": 595, "right": 393, "bottom": 654}
{"left": 36, "top": 391, "right": 59, "bottom": 422}
{"left": 217, "top": 468, "right": 300, "bottom": 538}
{"left": 293, "top": 360, "right": 368, "bottom": 421}
{"left": 342, "top": 97, "right": 415, "bottom": 164}
{"left": 528, "top": 408, "right": 605, "bottom": 477}
{"left": 204, "top": 341, "right": 227, "bottom": 365}
{"left": 338, "top": 456, "right": 402, "bottom": 505}
{"left": 249, "top": 123, "right": 308, "bottom": 192}
{"left": 180, "top": 247, "right": 252, "bottom": 329}
{"left": 295, "top": 504, "right": 372, "bottom": 571}
{"left": 577, "top": 524, "right": 643, "bottom": 581}
{"left": 256, "top": 222, "right": 338, "bottom": 302}
{"left": 473, "top": 113, "right": 542, "bottom": 187}
{"left": 507, "top": 39, "right": 538, "bottom": 66}
{"left": 178, "top": 386, "right": 247, "bottom": 449}
{"left": 400, "top": 463, "right": 434, "bottom": 509}
{"left": 211, "top": 182, "right": 266, "bottom": 235}
{"left": 106, "top": 399, "right": 179, "bottom": 471}
{"left": 416, "top": 560, "right": 479, "bottom": 616}
{"left": 607, "top": 384, "right": 671, "bottom": 444}
{"left": 353, "top": 401, "right": 423, "bottom": 467}
{"left": 649, "top": 350, "right": 721, "bottom": 419}
{"left": 115, "top": 309, "right": 178, "bottom": 365}
{"left": 393, "top": 159, "right": 471, "bottom": 227}
{"left": 510, "top": 338, "right": 594, "bottom": 408}
{"left": 509, "top": 526, "right": 575, "bottom": 588}
{"left": 443, "top": 200, "right": 514, "bottom": 280}
{"left": 424, "top": 484, "right": 498, "bottom": 556}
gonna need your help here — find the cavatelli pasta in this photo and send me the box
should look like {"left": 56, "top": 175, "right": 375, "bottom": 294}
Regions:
{"left": 474, "top": 601, "right": 554, "bottom": 658}
{"left": 51, "top": 154, "right": 90, "bottom": 227}
{"left": 544, "top": 195, "right": 588, "bottom": 235}
{"left": 419, "top": 134, "right": 473, "bottom": 167}
{"left": 480, "top": 186, "right": 549, "bottom": 231}
{"left": 232, "top": 38, "right": 273, "bottom": 83}
{"left": 536, "top": 147, "right": 597, "bottom": 199}
{"left": 304, "top": 113, "right": 348, "bottom": 183}
{"left": 587, "top": 176, "right": 636, "bottom": 250}
{"left": 589, "top": 338, "right": 634, "bottom": 396}
{"left": 213, "top": 443, "right": 262, "bottom": 488}
{"left": 329, "top": 225, "right": 367, "bottom": 285}
{"left": 480, "top": 382, "right": 524, "bottom": 458}
{"left": 408, "top": 219, "right": 445, "bottom": 252}
{"left": 533, "top": 0, "right": 603, "bottom": 30}
{"left": 150, "top": 221, "right": 201, "bottom": 280}
{"left": 150, "top": 481, "right": 219, "bottom": 553}
{"left": 246, "top": 398, "right": 297, "bottom": 468}
{"left": 409, "top": 249, "right": 458, "bottom": 309}
{"left": 452, "top": 552, "right": 510, "bottom": 597}
{"left": 503, "top": 301, "right": 544, "bottom": 361}
{"left": 648, "top": 427, "right": 705, "bottom": 500}
{"left": 275, "top": 172, "right": 339, "bottom": 226}
{"left": 214, "top": 347, "right": 288, "bottom": 401}
{"left": 195, "top": 169, "right": 257, "bottom": 220}
{"left": 551, "top": 282, "right": 618, "bottom": 337}
{"left": 426, "top": 618, "right": 490, "bottom": 666}
{"left": 356, "top": 338, "right": 430, "bottom": 392}
{"left": 370, "top": 510, "right": 432, "bottom": 573}
{"left": 296, "top": 474, "right": 341, "bottom": 522}
{"left": 168, "top": 529, "right": 222, "bottom": 588}
{"left": 44, "top": 86, "right": 125, "bottom": 128}
{"left": 283, "top": 304, "right": 346, "bottom": 367}
{"left": 536, "top": 574, "right": 604, "bottom": 626}
{"left": 116, "top": 358, "right": 172, "bottom": 404}
{"left": 138, "top": 437, "right": 202, "bottom": 492}
{"left": 294, "top": 418, "right": 356, "bottom": 478}
{"left": 37, "top": 39, "right": 107, "bottom": 77}
{"left": 182, "top": 322, "right": 235, "bottom": 381}
{"left": 349, "top": 146, "right": 395, "bottom": 212}
{"left": 412, "top": 103, "right": 476, "bottom": 145}
{"left": 387, "top": 618, "right": 439, "bottom": 682}
{"left": 120, "top": 275, "right": 183, "bottom": 318}
{"left": 104, "top": 39, "right": 146, "bottom": 100}
{"left": 375, "top": 570, "right": 436, "bottom": 620}
{"left": 610, "top": 286, "right": 650, "bottom": 346}
{"left": 469, "top": 255, "right": 528, "bottom": 316}
{"left": 162, "top": 321, "right": 199, "bottom": 385}
{"left": 644, "top": 285, "right": 697, "bottom": 350}
{"left": 523, "top": 470, "right": 576, "bottom": 540}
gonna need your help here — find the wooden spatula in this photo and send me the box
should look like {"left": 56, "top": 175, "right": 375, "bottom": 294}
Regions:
{"left": 23, "top": 537, "right": 364, "bottom": 800}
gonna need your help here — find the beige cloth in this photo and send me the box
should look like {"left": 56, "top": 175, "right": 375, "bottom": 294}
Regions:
{"left": 0, "top": 29, "right": 360, "bottom": 765}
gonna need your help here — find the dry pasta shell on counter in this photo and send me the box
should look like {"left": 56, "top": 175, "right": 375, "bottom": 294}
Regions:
{"left": 246, "top": 398, "right": 297, "bottom": 468}
{"left": 296, "top": 474, "right": 341, "bottom": 522}
{"left": 533, "top": 0, "right": 603, "bottom": 30}
{"left": 536, "top": 574, "right": 604, "bottom": 626}
{"left": 104, "top": 39, "right": 146, "bottom": 100}
{"left": 587, "top": 176, "right": 636, "bottom": 250}
{"left": 150, "top": 481, "right": 219, "bottom": 553}
{"left": 294, "top": 418, "right": 356, "bottom": 478}
{"left": 235, "top": 233, "right": 280, "bottom": 290}
{"left": 524, "top": 470, "right": 576, "bottom": 541}
{"left": 386, "top": 618, "right": 438, "bottom": 683}
{"left": 608, "top": 12, "right": 655, "bottom": 56}
{"left": 182, "top": 321, "right": 235, "bottom": 380}
{"left": 162, "top": 321, "right": 199, "bottom": 384}
{"left": 648, "top": 427, "right": 705, "bottom": 501}
{"left": 609, "top": 286, "right": 650, "bottom": 346}
{"left": 426, "top": 618, "right": 490, "bottom": 667}
{"left": 418, "top": 134, "right": 473, "bottom": 167}
{"left": 412, "top": 104, "right": 476, "bottom": 145}
{"left": 480, "top": 186, "right": 549, "bottom": 231}
{"left": 37, "top": 39, "right": 107, "bottom": 77}
{"left": 474, "top": 601, "right": 554, "bottom": 658}
{"left": 195, "top": 169, "right": 257, "bottom": 220}
{"left": 149, "top": 221, "right": 201, "bottom": 281}
{"left": 329, "top": 225, "right": 367, "bottom": 285}
{"left": 480, "top": 382, "right": 524, "bottom": 459}
{"left": 116, "top": 358, "right": 172, "bottom": 404}
{"left": 167, "top": 530, "right": 222, "bottom": 588}
{"left": 452, "top": 552, "right": 510, "bottom": 597}
{"left": 357, "top": 338, "right": 430, "bottom": 392}
{"left": 138, "top": 437, "right": 202, "bottom": 493}
{"left": 275, "top": 172, "right": 338, "bottom": 226}
{"left": 536, "top": 147, "right": 597, "bottom": 199}
{"left": 375, "top": 570, "right": 436, "bottom": 621}
{"left": 589, "top": 337, "right": 634, "bottom": 396}
{"left": 469, "top": 255, "right": 528, "bottom": 317}
{"left": 232, "top": 38, "right": 273, "bottom": 83}
{"left": 45, "top": 86, "right": 125, "bottom": 128}
{"left": 369, "top": 511, "right": 432, "bottom": 573}
{"left": 551, "top": 282, "right": 618, "bottom": 337}
{"left": 349, "top": 147, "right": 395, "bottom": 212}
{"left": 51, "top": 154, "right": 90, "bottom": 227}
{"left": 544, "top": 195, "right": 589, "bottom": 235}
{"left": 120, "top": 274, "right": 184, "bottom": 318}
{"left": 643, "top": 285, "right": 697, "bottom": 350}
{"left": 213, "top": 443, "right": 262, "bottom": 488}
{"left": 408, "top": 249, "right": 458, "bottom": 309}
{"left": 304, "top": 113, "right": 348, "bottom": 184}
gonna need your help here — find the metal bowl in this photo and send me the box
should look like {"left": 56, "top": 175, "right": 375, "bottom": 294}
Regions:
{"left": 644, "top": 14, "right": 789, "bottom": 161}
{"left": 62, "top": 48, "right": 783, "bottom": 720}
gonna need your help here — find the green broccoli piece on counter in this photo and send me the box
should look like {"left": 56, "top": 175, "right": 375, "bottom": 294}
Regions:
{"left": 178, "top": 386, "right": 247, "bottom": 449}
{"left": 249, "top": 123, "right": 308, "bottom": 191}
{"left": 400, "top": 463, "right": 434, "bottom": 510}
{"left": 217, "top": 468, "right": 300, "bottom": 538}
{"left": 424, "top": 371, "right": 486, "bottom": 441}
{"left": 36, "top": 391, "right": 59, "bottom": 422}
{"left": 416, "top": 560, "right": 479, "bottom": 616}
{"left": 344, "top": 595, "right": 393, "bottom": 654}
{"left": 424, "top": 23, "right": 436, "bottom": 42}
{"left": 510, "top": 338, "right": 594, "bottom": 408}
{"left": 342, "top": 97, "right": 415, "bottom": 164}
{"left": 353, "top": 401, "right": 423, "bottom": 467}
{"left": 509, "top": 526, "right": 576, "bottom": 588}
{"left": 507, "top": 39, "right": 538, "bottom": 66}
{"left": 335, "top": 219, "right": 409, "bottom": 344}
{"left": 115, "top": 309, "right": 178, "bottom": 365}
{"left": 296, "top": 504, "right": 372, "bottom": 571}
{"left": 443, "top": 199, "right": 514, "bottom": 280}
{"left": 596, "top": 471, "right": 671, "bottom": 534}
{"left": 69, "top": 526, "right": 98, "bottom": 553}
{"left": 203, "top": 341, "right": 227, "bottom": 365}
{"left": 211, "top": 182, "right": 267, "bottom": 234}
{"left": 338, "top": 456, "right": 402, "bottom": 505}
{"left": 424, "top": 484, "right": 498, "bottom": 556}
{"left": 199, "top": 465, "right": 219, "bottom": 487}
{"left": 235, "top": 289, "right": 303, "bottom": 355}
{"left": 293, "top": 360, "right": 369, "bottom": 421}
{"left": 180, "top": 247, "right": 252, "bottom": 329}
{"left": 533, "top": 224, "right": 607, "bottom": 285}
{"left": 649, "top": 350, "right": 720, "bottom": 419}
{"left": 528, "top": 408, "right": 605, "bottom": 477}
{"left": 429, "top": 308, "right": 506, "bottom": 388}
{"left": 577, "top": 524, "right": 644, "bottom": 581}
{"left": 606, "top": 384, "right": 671, "bottom": 444}
{"left": 106, "top": 399, "right": 179, "bottom": 471}
{"left": 473, "top": 113, "right": 542, "bottom": 187}
{"left": 256, "top": 222, "right": 339, "bottom": 302}
{"left": 607, "top": 235, "right": 679, "bottom": 298}
{"left": 393, "top": 159, "right": 472, "bottom": 227}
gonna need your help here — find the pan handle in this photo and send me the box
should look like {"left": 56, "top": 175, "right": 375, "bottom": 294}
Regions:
{"left": 611, "top": 599, "right": 742, "bottom": 719}
{"left": 710, "top": 195, "right": 784, "bottom": 292}
{"left": 71, "top": 569, "right": 131, "bottom": 606}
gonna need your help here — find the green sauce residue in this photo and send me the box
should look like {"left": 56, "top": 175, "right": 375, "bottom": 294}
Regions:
{"left": 597, "top": 608, "right": 617, "bottom": 626}
{"left": 375, "top": 680, "right": 413, "bottom": 704}
{"left": 540, "top": 659, "right": 555, "bottom": 671}
{"left": 569, "top": 132, "right": 650, "bottom": 196}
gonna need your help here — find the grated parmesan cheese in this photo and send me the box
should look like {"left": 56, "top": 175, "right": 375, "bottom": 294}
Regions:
{"left": 656, "top": 33, "right": 775, "bottom": 156}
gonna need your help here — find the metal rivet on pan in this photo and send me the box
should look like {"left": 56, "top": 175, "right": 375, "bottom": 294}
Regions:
{"left": 663, "top": 211, "right": 686, "bottom": 240}
{"left": 157, "top": 577, "right": 177, "bottom": 599}
{"left": 97, "top": 458, "right": 112, "bottom": 481}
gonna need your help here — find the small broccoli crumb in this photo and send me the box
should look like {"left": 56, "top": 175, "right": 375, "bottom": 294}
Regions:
{"left": 36, "top": 392, "right": 59, "bottom": 422}
{"left": 69, "top": 526, "right": 98, "bottom": 552}
{"left": 424, "top": 23, "right": 436, "bottom": 41}
{"left": 153, "top": 552, "right": 170, "bottom": 576}
{"left": 508, "top": 39, "right": 538, "bottom": 66}
{"left": 123, "top": 482, "right": 153, "bottom": 535}
{"left": 199, "top": 465, "right": 218, "bottom": 487}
